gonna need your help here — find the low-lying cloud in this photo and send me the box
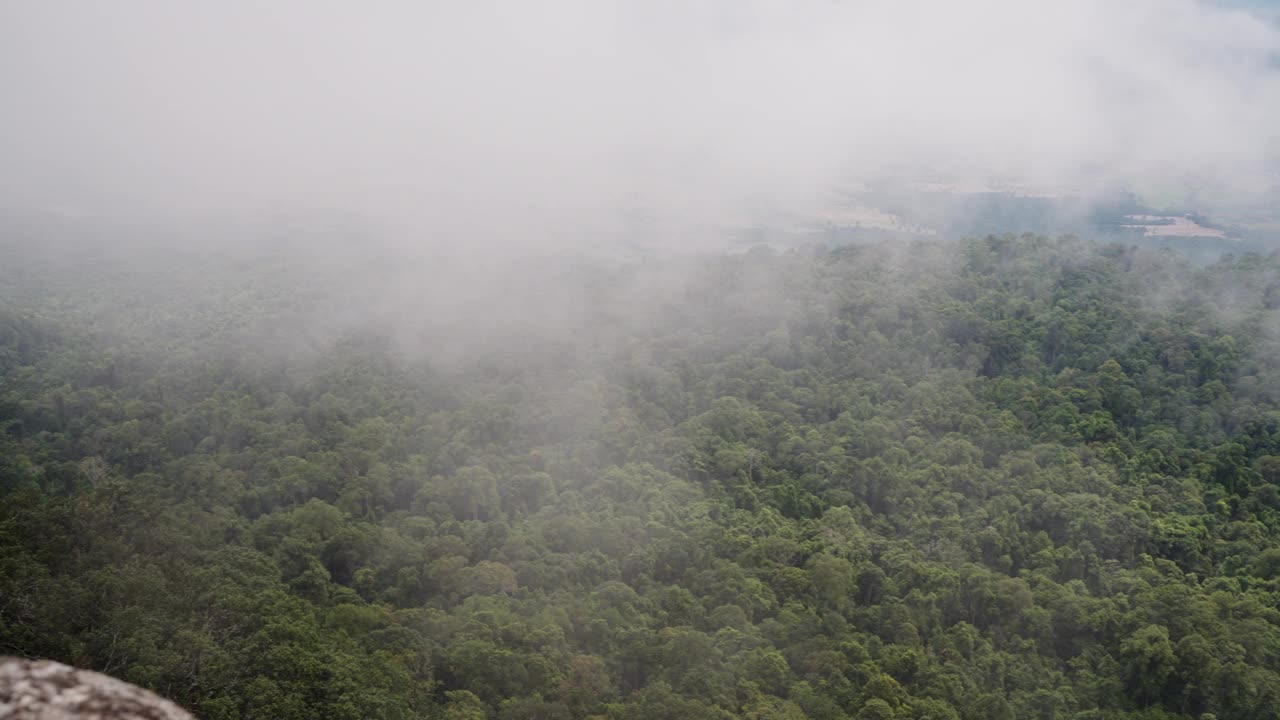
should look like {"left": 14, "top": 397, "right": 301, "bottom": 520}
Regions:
{"left": 2, "top": 1, "right": 1279, "bottom": 245}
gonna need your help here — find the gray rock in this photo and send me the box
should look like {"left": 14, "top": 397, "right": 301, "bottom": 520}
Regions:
{"left": 0, "top": 657, "right": 193, "bottom": 720}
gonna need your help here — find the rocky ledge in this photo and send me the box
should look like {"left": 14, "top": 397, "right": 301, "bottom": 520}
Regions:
{"left": 0, "top": 657, "right": 192, "bottom": 720}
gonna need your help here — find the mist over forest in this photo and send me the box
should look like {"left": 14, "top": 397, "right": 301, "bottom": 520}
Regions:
{"left": 6, "top": 2, "right": 1280, "bottom": 720}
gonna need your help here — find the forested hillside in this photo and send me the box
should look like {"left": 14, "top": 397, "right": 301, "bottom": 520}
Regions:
{"left": 5, "top": 234, "right": 1280, "bottom": 720}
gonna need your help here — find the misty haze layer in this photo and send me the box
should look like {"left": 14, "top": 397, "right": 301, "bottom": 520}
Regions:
{"left": 9, "top": 3, "right": 1280, "bottom": 719}
{"left": 3, "top": 0, "right": 1280, "bottom": 242}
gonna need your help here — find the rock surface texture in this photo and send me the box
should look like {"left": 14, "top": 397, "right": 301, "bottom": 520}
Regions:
{"left": 0, "top": 657, "right": 193, "bottom": 720}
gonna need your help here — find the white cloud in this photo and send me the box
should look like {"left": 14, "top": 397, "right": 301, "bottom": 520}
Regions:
{"left": 1, "top": 1, "right": 1278, "bottom": 239}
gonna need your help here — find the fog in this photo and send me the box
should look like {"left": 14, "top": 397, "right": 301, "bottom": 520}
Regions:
{"left": 10, "top": 14, "right": 1280, "bottom": 717}
{"left": 3, "top": 1, "right": 1280, "bottom": 249}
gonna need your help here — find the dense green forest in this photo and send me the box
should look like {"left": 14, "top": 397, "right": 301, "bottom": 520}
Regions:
{"left": 6, "top": 232, "right": 1280, "bottom": 719}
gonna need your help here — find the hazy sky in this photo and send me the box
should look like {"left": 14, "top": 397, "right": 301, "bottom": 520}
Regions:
{"left": 3, "top": 1, "right": 1279, "bottom": 238}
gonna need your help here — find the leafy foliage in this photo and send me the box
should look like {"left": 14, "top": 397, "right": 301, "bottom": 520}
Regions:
{"left": 5, "top": 234, "right": 1280, "bottom": 719}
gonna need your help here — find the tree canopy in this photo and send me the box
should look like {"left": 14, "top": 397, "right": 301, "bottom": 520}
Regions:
{"left": 5, "top": 233, "right": 1280, "bottom": 719}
